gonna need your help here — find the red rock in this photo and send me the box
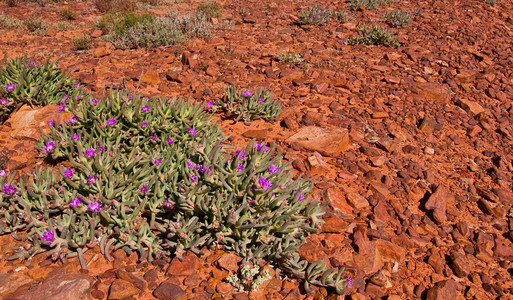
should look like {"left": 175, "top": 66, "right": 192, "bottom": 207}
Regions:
{"left": 413, "top": 82, "right": 452, "bottom": 103}
{"left": 93, "top": 47, "right": 112, "bottom": 58}
{"left": 426, "top": 279, "right": 459, "bottom": 300}
{"left": 324, "top": 188, "right": 353, "bottom": 217}
{"left": 345, "top": 192, "right": 369, "bottom": 209}
{"left": 425, "top": 186, "right": 452, "bottom": 224}
{"left": 108, "top": 279, "right": 139, "bottom": 299}
{"left": 0, "top": 273, "right": 34, "bottom": 297}
{"left": 45, "top": 26, "right": 56, "bottom": 37}
{"left": 153, "top": 282, "right": 185, "bottom": 300}
{"left": 6, "top": 104, "right": 73, "bottom": 140}
{"left": 216, "top": 253, "right": 242, "bottom": 272}
{"left": 167, "top": 255, "right": 199, "bottom": 276}
{"left": 449, "top": 252, "right": 470, "bottom": 278}
{"left": 286, "top": 126, "right": 349, "bottom": 157}
{"left": 242, "top": 129, "right": 268, "bottom": 139}
{"left": 457, "top": 98, "right": 484, "bottom": 116}
{"left": 216, "top": 282, "right": 233, "bottom": 294}
{"left": 91, "top": 29, "right": 103, "bottom": 38}
{"left": 10, "top": 273, "right": 93, "bottom": 300}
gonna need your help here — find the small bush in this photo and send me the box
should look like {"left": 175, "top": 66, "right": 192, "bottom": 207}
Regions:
{"left": 59, "top": 9, "right": 76, "bottom": 20}
{"left": 217, "top": 84, "right": 282, "bottom": 123}
{"left": 55, "top": 21, "right": 75, "bottom": 32}
{"left": 383, "top": 10, "right": 412, "bottom": 28}
{"left": 23, "top": 16, "right": 49, "bottom": 35}
{"left": 334, "top": 10, "right": 353, "bottom": 22}
{"left": 97, "top": 11, "right": 155, "bottom": 35}
{"left": 484, "top": 0, "right": 495, "bottom": 5}
{"left": 73, "top": 34, "right": 92, "bottom": 50}
{"left": 276, "top": 52, "right": 304, "bottom": 66}
{"left": 0, "top": 14, "right": 22, "bottom": 29}
{"left": 94, "top": 0, "right": 137, "bottom": 13}
{"left": 197, "top": 1, "right": 221, "bottom": 19}
{"left": 345, "top": 25, "right": 399, "bottom": 47}
{"left": 298, "top": 4, "right": 332, "bottom": 25}
{"left": 5, "top": 0, "right": 20, "bottom": 7}
{"left": 347, "top": 0, "right": 395, "bottom": 10}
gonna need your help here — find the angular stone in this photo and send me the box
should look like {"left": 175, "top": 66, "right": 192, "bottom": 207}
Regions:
{"left": 425, "top": 186, "right": 452, "bottom": 224}
{"left": 426, "top": 279, "right": 458, "bottom": 300}
{"left": 457, "top": 98, "right": 484, "bottom": 116}
{"left": 167, "top": 255, "right": 199, "bottom": 276}
{"left": 0, "top": 273, "right": 34, "bottom": 297}
{"left": 11, "top": 272, "right": 93, "bottom": 300}
{"left": 286, "top": 126, "right": 349, "bottom": 157}
{"left": 413, "top": 82, "right": 452, "bottom": 103}
{"left": 108, "top": 279, "right": 139, "bottom": 299}
{"left": 153, "top": 282, "right": 185, "bottom": 300}
{"left": 346, "top": 192, "right": 369, "bottom": 209}
{"left": 449, "top": 252, "right": 470, "bottom": 278}
{"left": 216, "top": 253, "right": 242, "bottom": 272}
{"left": 93, "top": 47, "right": 112, "bottom": 58}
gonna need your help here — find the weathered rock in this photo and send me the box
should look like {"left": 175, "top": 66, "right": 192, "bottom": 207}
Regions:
{"left": 153, "top": 282, "right": 185, "bottom": 300}
{"left": 286, "top": 126, "right": 349, "bottom": 157}
{"left": 449, "top": 252, "right": 470, "bottom": 278}
{"left": 6, "top": 104, "right": 73, "bottom": 140}
{"left": 346, "top": 192, "right": 369, "bottom": 209}
{"left": 425, "top": 186, "right": 453, "bottom": 224}
{"left": 0, "top": 273, "right": 34, "bottom": 297}
{"left": 413, "top": 82, "right": 452, "bottom": 103}
{"left": 167, "top": 255, "right": 199, "bottom": 276}
{"left": 9, "top": 272, "right": 93, "bottom": 300}
{"left": 426, "top": 279, "right": 458, "bottom": 300}
{"left": 457, "top": 98, "right": 484, "bottom": 116}
{"left": 108, "top": 279, "right": 139, "bottom": 299}
{"left": 216, "top": 253, "right": 242, "bottom": 272}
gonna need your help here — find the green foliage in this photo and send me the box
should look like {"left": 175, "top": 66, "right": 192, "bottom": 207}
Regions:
{"left": 298, "top": 4, "right": 332, "bottom": 25}
{"left": 276, "top": 52, "right": 304, "bottom": 66}
{"left": 197, "top": 1, "right": 221, "bottom": 19}
{"left": 217, "top": 84, "right": 282, "bottom": 124}
{"left": 226, "top": 264, "right": 272, "bottom": 292}
{"left": 484, "top": 0, "right": 495, "bottom": 4}
{"left": 0, "top": 55, "right": 83, "bottom": 116}
{"left": 97, "top": 11, "right": 155, "bottom": 35}
{"left": 334, "top": 10, "right": 353, "bottom": 22}
{"left": 346, "top": 25, "right": 400, "bottom": 47}
{"left": 23, "top": 16, "right": 49, "bottom": 35}
{"left": 0, "top": 14, "right": 22, "bottom": 29}
{"left": 347, "top": 0, "right": 395, "bottom": 10}
{"left": 59, "top": 8, "right": 76, "bottom": 20}
{"left": 73, "top": 34, "right": 92, "bottom": 50}
{"left": 383, "top": 10, "right": 412, "bottom": 28}
{"left": 55, "top": 21, "right": 76, "bottom": 32}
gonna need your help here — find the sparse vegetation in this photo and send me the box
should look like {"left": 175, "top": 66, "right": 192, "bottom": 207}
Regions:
{"left": 0, "top": 14, "right": 22, "bottom": 29}
{"left": 59, "top": 8, "right": 76, "bottom": 20}
{"left": 54, "top": 21, "right": 76, "bottom": 31}
{"left": 347, "top": 0, "right": 395, "bottom": 10}
{"left": 73, "top": 33, "right": 92, "bottom": 50}
{"left": 485, "top": 0, "right": 495, "bottom": 5}
{"left": 94, "top": 0, "right": 137, "bottom": 13}
{"left": 346, "top": 25, "right": 400, "bottom": 47}
{"left": 276, "top": 51, "right": 305, "bottom": 66}
{"left": 383, "top": 10, "right": 412, "bottom": 28}
{"left": 23, "top": 16, "right": 49, "bottom": 35}
{"left": 5, "top": 0, "right": 20, "bottom": 7}
{"left": 298, "top": 4, "right": 333, "bottom": 25}
{"left": 334, "top": 10, "right": 353, "bottom": 22}
{"left": 197, "top": 1, "right": 222, "bottom": 19}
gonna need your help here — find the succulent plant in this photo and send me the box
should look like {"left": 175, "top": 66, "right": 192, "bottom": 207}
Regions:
{"left": 0, "top": 81, "right": 349, "bottom": 294}
{"left": 298, "top": 4, "right": 333, "bottom": 26}
{"left": 0, "top": 55, "right": 84, "bottom": 118}
{"left": 216, "top": 84, "right": 282, "bottom": 124}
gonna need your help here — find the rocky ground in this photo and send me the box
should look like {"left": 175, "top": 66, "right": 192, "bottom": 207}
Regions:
{"left": 1, "top": 0, "right": 513, "bottom": 299}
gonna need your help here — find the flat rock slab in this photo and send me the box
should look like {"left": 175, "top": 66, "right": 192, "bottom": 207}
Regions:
{"left": 286, "top": 126, "right": 349, "bottom": 157}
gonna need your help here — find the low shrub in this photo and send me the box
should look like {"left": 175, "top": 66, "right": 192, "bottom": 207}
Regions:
{"left": 94, "top": 0, "right": 137, "bottom": 13}
{"left": 23, "top": 16, "right": 49, "bottom": 35}
{"left": 276, "top": 52, "right": 304, "bottom": 66}
{"left": 382, "top": 10, "right": 412, "bottom": 28}
{"left": 298, "top": 4, "right": 332, "bottom": 25}
{"left": 55, "top": 21, "right": 76, "bottom": 32}
{"left": 59, "top": 8, "right": 76, "bottom": 20}
{"left": 73, "top": 34, "right": 92, "bottom": 50}
{"left": 197, "top": 1, "right": 221, "bottom": 19}
{"left": 347, "top": 0, "right": 395, "bottom": 10}
{"left": 0, "top": 14, "right": 22, "bottom": 29}
{"left": 345, "top": 25, "right": 400, "bottom": 47}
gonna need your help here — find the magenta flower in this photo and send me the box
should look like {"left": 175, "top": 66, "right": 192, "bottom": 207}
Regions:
{"left": 140, "top": 184, "right": 148, "bottom": 194}
{"left": 29, "top": 62, "right": 35, "bottom": 67}
{"left": 99, "top": 146, "right": 105, "bottom": 152}
{"left": 268, "top": 164, "right": 280, "bottom": 174}
{"left": 187, "top": 128, "right": 196, "bottom": 136}
{"left": 0, "top": 98, "right": 8, "bottom": 106}
{"left": 71, "top": 134, "right": 80, "bottom": 140}
{"left": 141, "top": 121, "right": 148, "bottom": 127}
{"left": 258, "top": 98, "right": 263, "bottom": 104}
{"left": 186, "top": 161, "right": 196, "bottom": 168}
{"left": 236, "top": 150, "right": 247, "bottom": 160}
{"left": 70, "top": 197, "right": 82, "bottom": 208}
{"left": 63, "top": 168, "right": 74, "bottom": 179}
{"left": 154, "top": 159, "right": 161, "bottom": 166}
{"left": 86, "top": 175, "right": 97, "bottom": 185}
{"left": 129, "top": 94, "right": 133, "bottom": 100}
{"left": 255, "top": 143, "right": 269, "bottom": 153}
{"left": 67, "top": 115, "right": 77, "bottom": 124}
{"left": 5, "top": 84, "right": 14, "bottom": 91}
{"left": 106, "top": 118, "right": 117, "bottom": 126}
{"left": 167, "top": 138, "right": 173, "bottom": 145}
{"left": 47, "top": 120, "right": 55, "bottom": 126}
{"left": 243, "top": 90, "right": 252, "bottom": 97}
{"left": 57, "top": 104, "right": 65, "bottom": 112}
{"left": 206, "top": 101, "right": 213, "bottom": 109}
{"left": 237, "top": 164, "right": 244, "bottom": 172}
{"left": 151, "top": 135, "right": 156, "bottom": 141}
{"left": 85, "top": 148, "right": 96, "bottom": 158}
{"left": 75, "top": 83, "right": 80, "bottom": 88}
{"left": 164, "top": 199, "right": 174, "bottom": 210}
{"left": 86, "top": 201, "right": 102, "bottom": 212}
{"left": 0, "top": 170, "right": 6, "bottom": 177}
{"left": 141, "top": 106, "right": 150, "bottom": 112}
{"left": 298, "top": 194, "right": 304, "bottom": 201}
{"left": 3, "top": 184, "right": 16, "bottom": 195}
{"left": 191, "top": 175, "right": 197, "bottom": 182}
{"left": 341, "top": 39, "right": 346, "bottom": 44}
{"left": 45, "top": 141, "right": 56, "bottom": 153}
{"left": 41, "top": 230, "right": 55, "bottom": 243}
{"left": 197, "top": 164, "right": 211, "bottom": 174}
{"left": 346, "top": 276, "right": 353, "bottom": 288}
{"left": 91, "top": 98, "right": 98, "bottom": 105}
{"left": 258, "top": 176, "right": 272, "bottom": 189}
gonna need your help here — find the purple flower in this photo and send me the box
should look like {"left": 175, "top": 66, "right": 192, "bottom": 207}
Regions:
{"left": 268, "top": 164, "right": 280, "bottom": 174}
{"left": 164, "top": 199, "right": 174, "bottom": 210}
{"left": 3, "top": 184, "right": 16, "bottom": 195}
{"left": 186, "top": 161, "right": 196, "bottom": 168}
{"left": 47, "top": 120, "right": 55, "bottom": 126}
{"left": 71, "top": 134, "right": 80, "bottom": 140}
{"left": 75, "top": 95, "right": 80, "bottom": 100}
{"left": 191, "top": 175, "right": 197, "bottom": 182}
{"left": 63, "top": 168, "right": 74, "bottom": 179}
{"left": 197, "top": 164, "right": 211, "bottom": 174}
{"left": 237, "top": 164, "right": 244, "bottom": 172}
{"left": 70, "top": 197, "right": 82, "bottom": 208}
{"left": 63, "top": 94, "right": 69, "bottom": 100}
{"left": 140, "top": 184, "right": 148, "bottom": 194}
{"left": 258, "top": 176, "right": 272, "bottom": 189}
{"left": 236, "top": 150, "right": 246, "bottom": 160}
{"left": 57, "top": 104, "right": 65, "bottom": 112}
{"left": 41, "top": 230, "right": 55, "bottom": 243}
{"left": 86, "top": 175, "right": 97, "bottom": 185}
{"left": 298, "top": 194, "right": 304, "bottom": 201}
{"left": 0, "top": 170, "right": 6, "bottom": 177}
{"left": 151, "top": 135, "right": 156, "bottom": 141}
{"left": 258, "top": 98, "right": 263, "bottom": 104}
{"left": 99, "top": 146, "right": 105, "bottom": 152}
{"left": 243, "top": 90, "right": 252, "bottom": 97}
{"left": 85, "top": 148, "right": 96, "bottom": 158}
{"left": 91, "top": 98, "right": 98, "bottom": 105}
{"left": 346, "top": 276, "right": 353, "bottom": 288}
{"left": 0, "top": 98, "right": 9, "bottom": 106}
{"left": 29, "top": 62, "right": 35, "bottom": 67}
{"left": 106, "top": 118, "right": 117, "bottom": 126}
{"left": 129, "top": 94, "right": 133, "bottom": 100}
{"left": 141, "top": 105, "right": 150, "bottom": 112}
{"left": 255, "top": 143, "right": 269, "bottom": 153}
{"left": 5, "top": 84, "right": 14, "bottom": 91}
{"left": 86, "top": 201, "right": 102, "bottom": 212}
{"left": 206, "top": 101, "right": 213, "bottom": 109}
{"left": 394, "top": 20, "right": 399, "bottom": 25}
{"left": 141, "top": 121, "right": 148, "bottom": 127}
{"left": 154, "top": 159, "right": 161, "bottom": 166}
{"left": 75, "top": 83, "right": 80, "bottom": 88}
{"left": 45, "top": 141, "right": 56, "bottom": 153}
{"left": 341, "top": 39, "right": 346, "bottom": 44}
{"left": 167, "top": 138, "right": 173, "bottom": 145}
{"left": 67, "top": 115, "right": 78, "bottom": 124}
{"left": 187, "top": 128, "right": 196, "bottom": 136}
